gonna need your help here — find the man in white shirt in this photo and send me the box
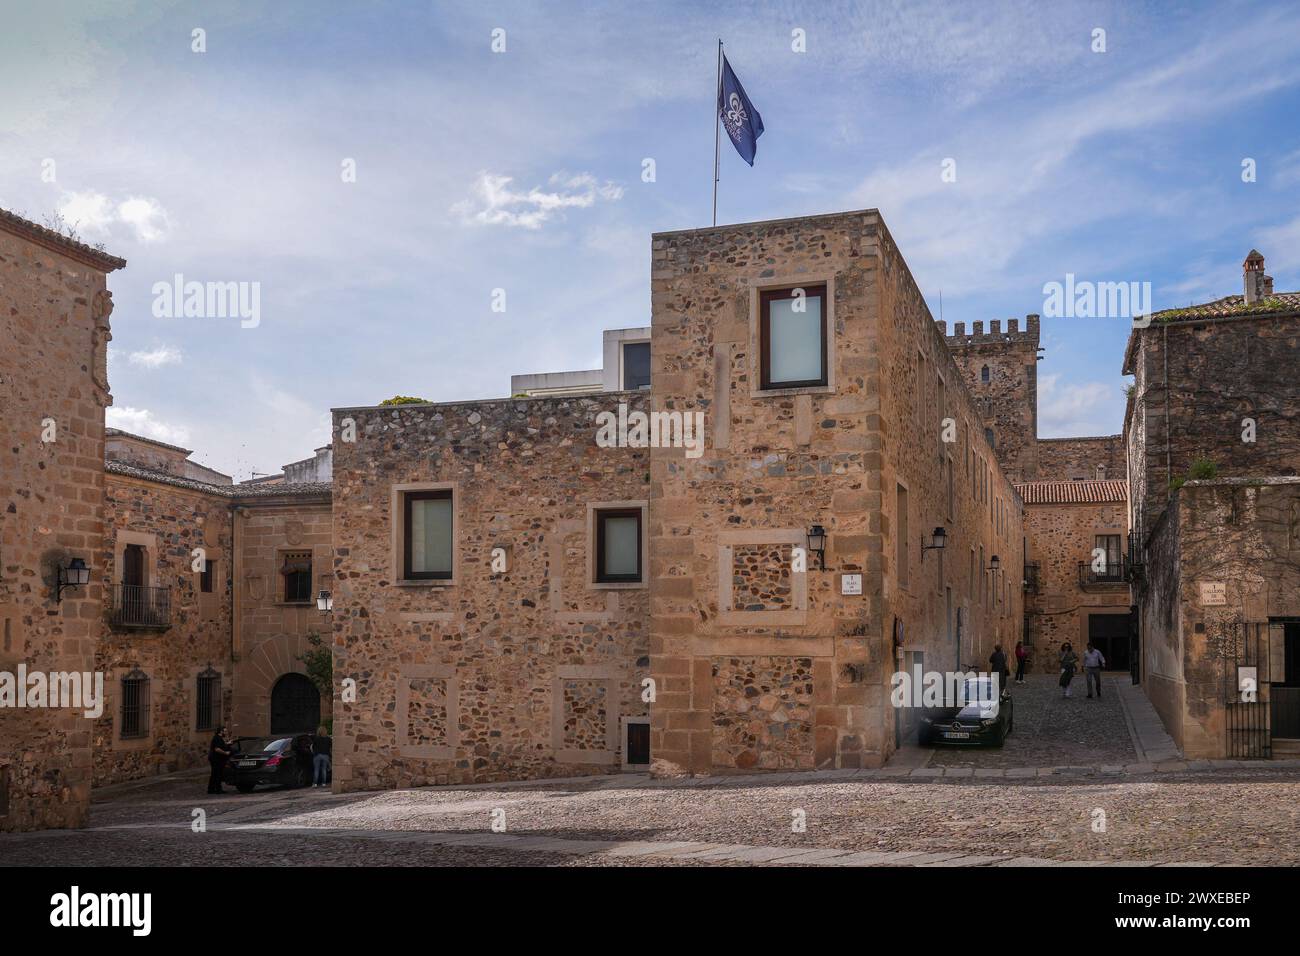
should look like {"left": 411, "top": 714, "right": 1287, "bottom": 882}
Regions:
{"left": 1083, "top": 643, "right": 1107, "bottom": 699}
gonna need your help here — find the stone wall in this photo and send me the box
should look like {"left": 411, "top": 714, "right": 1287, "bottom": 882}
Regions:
{"left": 1139, "top": 478, "right": 1300, "bottom": 758}
{"left": 230, "top": 496, "right": 333, "bottom": 736}
{"left": 330, "top": 395, "right": 650, "bottom": 790}
{"left": 95, "top": 474, "right": 233, "bottom": 785}
{"left": 942, "top": 316, "right": 1040, "bottom": 482}
{"left": 879, "top": 226, "right": 1025, "bottom": 740}
{"left": 1023, "top": 497, "right": 1130, "bottom": 667}
{"left": 1126, "top": 314, "right": 1300, "bottom": 545}
{"left": 648, "top": 211, "right": 1024, "bottom": 775}
{"left": 1037, "top": 435, "right": 1125, "bottom": 481}
{"left": 0, "top": 218, "right": 121, "bottom": 831}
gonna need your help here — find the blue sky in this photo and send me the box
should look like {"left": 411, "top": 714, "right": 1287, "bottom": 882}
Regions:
{"left": 3, "top": 0, "right": 1299, "bottom": 479}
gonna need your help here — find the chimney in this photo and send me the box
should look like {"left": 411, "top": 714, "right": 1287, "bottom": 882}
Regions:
{"left": 1244, "top": 249, "right": 1273, "bottom": 304}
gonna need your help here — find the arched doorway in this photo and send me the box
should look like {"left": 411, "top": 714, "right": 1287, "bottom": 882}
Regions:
{"left": 270, "top": 673, "right": 320, "bottom": 734}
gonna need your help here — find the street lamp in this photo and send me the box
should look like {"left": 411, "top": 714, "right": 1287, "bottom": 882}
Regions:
{"left": 806, "top": 525, "right": 827, "bottom": 572}
{"left": 316, "top": 589, "right": 333, "bottom": 612}
{"left": 56, "top": 557, "right": 90, "bottom": 603}
{"left": 921, "top": 526, "right": 947, "bottom": 560}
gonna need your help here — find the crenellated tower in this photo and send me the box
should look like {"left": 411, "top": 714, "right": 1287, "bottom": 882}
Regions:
{"left": 938, "top": 314, "right": 1043, "bottom": 482}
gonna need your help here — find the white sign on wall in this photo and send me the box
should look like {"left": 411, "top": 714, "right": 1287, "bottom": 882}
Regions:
{"left": 1199, "top": 581, "right": 1227, "bottom": 606}
{"left": 841, "top": 573, "right": 863, "bottom": 596}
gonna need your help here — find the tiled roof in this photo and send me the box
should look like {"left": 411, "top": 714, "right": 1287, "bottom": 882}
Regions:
{"left": 1148, "top": 291, "right": 1300, "bottom": 322}
{"left": 0, "top": 207, "right": 127, "bottom": 272}
{"left": 106, "top": 460, "right": 330, "bottom": 500}
{"left": 1015, "top": 479, "right": 1128, "bottom": 505}
{"left": 105, "top": 427, "right": 193, "bottom": 455}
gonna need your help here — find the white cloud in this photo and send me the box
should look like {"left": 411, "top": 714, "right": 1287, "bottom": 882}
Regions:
{"left": 127, "top": 344, "right": 182, "bottom": 368}
{"left": 116, "top": 196, "right": 170, "bottom": 242}
{"left": 1038, "top": 374, "right": 1122, "bottom": 436}
{"left": 56, "top": 190, "right": 171, "bottom": 243}
{"left": 451, "top": 171, "right": 623, "bottom": 230}
{"left": 106, "top": 406, "right": 190, "bottom": 446}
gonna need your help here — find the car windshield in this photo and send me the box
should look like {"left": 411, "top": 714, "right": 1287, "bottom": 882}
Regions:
{"left": 963, "top": 679, "right": 997, "bottom": 703}
{"left": 234, "top": 737, "right": 289, "bottom": 754}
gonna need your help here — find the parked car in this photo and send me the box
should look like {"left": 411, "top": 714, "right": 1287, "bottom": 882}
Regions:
{"left": 223, "top": 734, "right": 322, "bottom": 792}
{"left": 917, "top": 677, "right": 1014, "bottom": 747}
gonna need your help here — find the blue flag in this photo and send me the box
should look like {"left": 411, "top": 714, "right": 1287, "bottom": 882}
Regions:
{"left": 718, "top": 54, "right": 764, "bottom": 166}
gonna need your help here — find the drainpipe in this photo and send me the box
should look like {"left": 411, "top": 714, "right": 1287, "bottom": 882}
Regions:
{"left": 231, "top": 505, "right": 243, "bottom": 662}
{"left": 1163, "top": 323, "right": 1171, "bottom": 507}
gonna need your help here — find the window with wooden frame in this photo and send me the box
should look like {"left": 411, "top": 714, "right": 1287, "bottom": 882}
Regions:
{"left": 281, "top": 550, "right": 313, "bottom": 603}
{"left": 595, "top": 508, "right": 643, "bottom": 584}
{"left": 759, "top": 284, "right": 827, "bottom": 390}
{"left": 403, "top": 489, "right": 454, "bottom": 580}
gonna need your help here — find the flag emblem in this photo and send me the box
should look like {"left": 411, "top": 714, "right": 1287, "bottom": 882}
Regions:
{"left": 718, "top": 54, "right": 764, "bottom": 166}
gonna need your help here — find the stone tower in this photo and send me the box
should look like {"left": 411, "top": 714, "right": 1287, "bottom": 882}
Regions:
{"left": 940, "top": 315, "right": 1042, "bottom": 482}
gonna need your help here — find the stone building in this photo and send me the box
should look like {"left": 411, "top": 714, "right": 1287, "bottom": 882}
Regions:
{"left": 12, "top": 197, "right": 1295, "bottom": 830}
{"left": 646, "top": 211, "right": 1024, "bottom": 774}
{"left": 329, "top": 394, "right": 651, "bottom": 789}
{"left": 96, "top": 438, "right": 333, "bottom": 786}
{"left": 942, "top": 315, "right": 1042, "bottom": 482}
{"left": 1125, "top": 252, "right": 1300, "bottom": 757}
{"left": 1017, "top": 479, "right": 1132, "bottom": 670}
{"left": 0, "top": 210, "right": 124, "bottom": 832}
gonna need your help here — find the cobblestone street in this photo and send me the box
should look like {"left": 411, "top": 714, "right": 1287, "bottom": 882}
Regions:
{"left": 927, "top": 673, "right": 1138, "bottom": 769}
{"left": 4, "top": 750, "right": 1297, "bottom": 867}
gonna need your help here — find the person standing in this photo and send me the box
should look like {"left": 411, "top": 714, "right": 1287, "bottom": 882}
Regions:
{"left": 1014, "top": 641, "right": 1028, "bottom": 684}
{"left": 1059, "top": 643, "right": 1079, "bottom": 698}
{"left": 311, "top": 725, "right": 332, "bottom": 787}
{"left": 1083, "top": 642, "right": 1107, "bottom": 699}
{"left": 989, "top": 644, "right": 1010, "bottom": 693}
{"left": 207, "top": 724, "right": 232, "bottom": 795}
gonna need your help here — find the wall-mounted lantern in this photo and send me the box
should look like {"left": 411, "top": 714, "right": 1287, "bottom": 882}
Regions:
{"left": 985, "top": 554, "right": 1001, "bottom": 574}
{"left": 806, "top": 525, "right": 827, "bottom": 572}
{"left": 921, "top": 526, "right": 947, "bottom": 560}
{"left": 316, "top": 589, "right": 333, "bottom": 612}
{"left": 56, "top": 557, "right": 91, "bottom": 603}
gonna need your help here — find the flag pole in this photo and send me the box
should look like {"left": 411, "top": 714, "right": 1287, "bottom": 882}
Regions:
{"left": 712, "top": 38, "right": 722, "bottom": 226}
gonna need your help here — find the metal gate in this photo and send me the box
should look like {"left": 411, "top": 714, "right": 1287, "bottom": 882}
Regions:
{"left": 1222, "top": 622, "right": 1271, "bottom": 759}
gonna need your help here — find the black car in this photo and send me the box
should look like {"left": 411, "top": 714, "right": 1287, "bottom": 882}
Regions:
{"left": 917, "top": 677, "right": 1014, "bottom": 747}
{"left": 223, "top": 735, "right": 321, "bottom": 792}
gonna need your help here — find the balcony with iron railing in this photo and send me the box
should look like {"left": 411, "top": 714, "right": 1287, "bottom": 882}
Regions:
{"left": 109, "top": 584, "right": 172, "bottom": 629}
{"left": 1023, "top": 562, "right": 1040, "bottom": 594}
{"left": 1077, "top": 560, "right": 1130, "bottom": 591}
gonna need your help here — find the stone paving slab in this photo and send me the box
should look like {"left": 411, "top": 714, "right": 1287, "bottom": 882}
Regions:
{"left": 918, "top": 854, "right": 1006, "bottom": 867}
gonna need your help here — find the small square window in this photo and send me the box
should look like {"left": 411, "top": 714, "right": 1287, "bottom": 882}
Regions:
{"left": 281, "top": 551, "right": 313, "bottom": 603}
{"left": 760, "top": 284, "right": 827, "bottom": 390}
{"left": 622, "top": 341, "right": 651, "bottom": 390}
{"left": 403, "top": 490, "right": 453, "bottom": 580}
{"left": 595, "top": 508, "right": 642, "bottom": 583}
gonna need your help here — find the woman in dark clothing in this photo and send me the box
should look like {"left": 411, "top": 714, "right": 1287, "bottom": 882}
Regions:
{"left": 1014, "top": 641, "right": 1028, "bottom": 684}
{"left": 207, "top": 725, "right": 232, "bottom": 794}
{"left": 989, "top": 644, "right": 1010, "bottom": 692}
{"left": 1059, "top": 643, "right": 1079, "bottom": 698}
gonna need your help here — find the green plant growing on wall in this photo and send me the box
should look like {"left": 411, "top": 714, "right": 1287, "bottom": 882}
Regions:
{"left": 298, "top": 631, "right": 332, "bottom": 700}
{"left": 1170, "top": 457, "right": 1218, "bottom": 492}
{"left": 379, "top": 395, "right": 429, "bottom": 405}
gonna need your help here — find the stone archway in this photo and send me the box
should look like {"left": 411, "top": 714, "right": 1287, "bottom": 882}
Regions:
{"left": 270, "top": 673, "right": 320, "bottom": 734}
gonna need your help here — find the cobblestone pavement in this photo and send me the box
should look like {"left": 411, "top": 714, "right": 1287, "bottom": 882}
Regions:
{"left": 5, "top": 757, "right": 1299, "bottom": 867}
{"left": 928, "top": 673, "right": 1138, "bottom": 769}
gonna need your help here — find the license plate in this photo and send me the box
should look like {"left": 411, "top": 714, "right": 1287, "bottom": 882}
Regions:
{"left": 238, "top": 760, "right": 257, "bottom": 767}
{"left": 943, "top": 732, "right": 970, "bottom": 739}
